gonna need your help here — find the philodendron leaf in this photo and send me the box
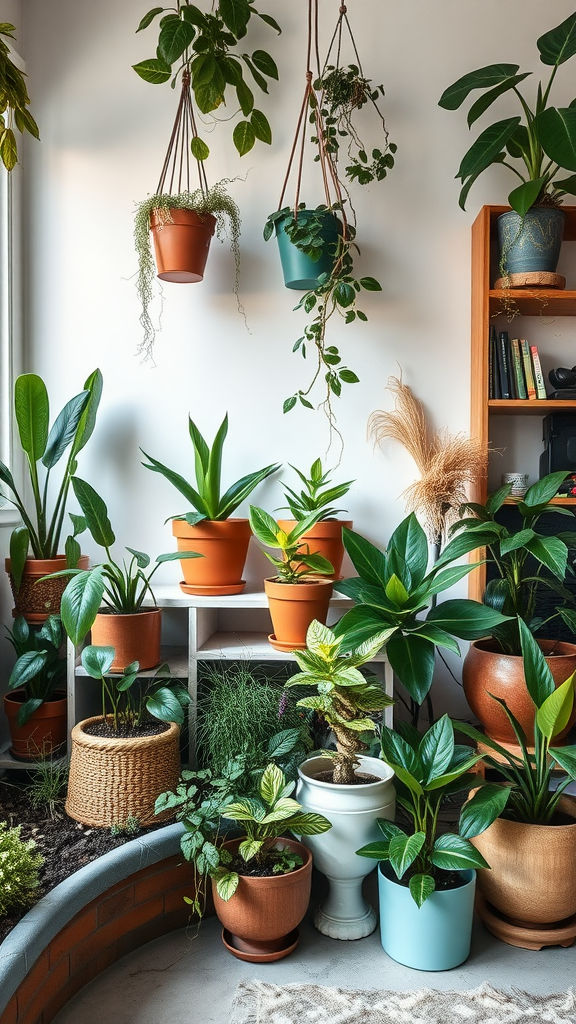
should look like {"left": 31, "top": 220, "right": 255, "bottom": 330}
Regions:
{"left": 459, "top": 783, "right": 511, "bottom": 838}
{"left": 439, "top": 64, "right": 520, "bottom": 110}
{"left": 430, "top": 833, "right": 489, "bottom": 872}
{"left": 409, "top": 873, "right": 435, "bottom": 908}
{"left": 537, "top": 12, "right": 576, "bottom": 66}
{"left": 14, "top": 374, "right": 49, "bottom": 462}
{"left": 389, "top": 831, "right": 425, "bottom": 879}
{"left": 132, "top": 57, "right": 172, "bottom": 84}
{"left": 216, "top": 871, "right": 239, "bottom": 902}
{"left": 536, "top": 673, "right": 576, "bottom": 740}
{"left": 81, "top": 645, "right": 115, "bottom": 679}
{"left": 508, "top": 176, "right": 548, "bottom": 217}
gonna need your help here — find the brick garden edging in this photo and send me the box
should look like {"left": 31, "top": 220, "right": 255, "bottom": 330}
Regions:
{"left": 0, "top": 822, "right": 202, "bottom": 1024}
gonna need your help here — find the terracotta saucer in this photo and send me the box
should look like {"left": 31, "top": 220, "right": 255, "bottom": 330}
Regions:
{"left": 268, "top": 634, "right": 306, "bottom": 653}
{"left": 221, "top": 927, "right": 300, "bottom": 962}
{"left": 476, "top": 892, "right": 576, "bottom": 950}
{"left": 178, "top": 581, "right": 246, "bottom": 596}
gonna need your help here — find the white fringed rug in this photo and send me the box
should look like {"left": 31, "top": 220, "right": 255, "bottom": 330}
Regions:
{"left": 230, "top": 980, "right": 576, "bottom": 1024}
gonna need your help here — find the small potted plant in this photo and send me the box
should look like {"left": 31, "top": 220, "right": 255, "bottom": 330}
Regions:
{"left": 356, "top": 715, "right": 507, "bottom": 970}
{"left": 458, "top": 619, "right": 576, "bottom": 948}
{"left": 66, "top": 644, "right": 190, "bottom": 828}
{"left": 277, "top": 458, "right": 354, "bottom": 579}
{"left": 4, "top": 615, "right": 67, "bottom": 760}
{"left": 1, "top": 370, "right": 102, "bottom": 622}
{"left": 439, "top": 12, "right": 576, "bottom": 279}
{"left": 142, "top": 412, "right": 279, "bottom": 595}
{"left": 0, "top": 22, "right": 39, "bottom": 170}
{"left": 155, "top": 759, "right": 331, "bottom": 961}
{"left": 53, "top": 476, "right": 201, "bottom": 670}
{"left": 248, "top": 506, "right": 334, "bottom": 650}
{"left": 288, "top": 619, "right": 396, "bottom": 940}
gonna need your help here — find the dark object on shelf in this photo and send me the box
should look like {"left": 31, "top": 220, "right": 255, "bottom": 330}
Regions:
{"left": 539, "top": 414, "right": 576, "bottom": 478}
{"left": 549, "top": 366, "right": 576, "bottom": 390}
{"left": 549, "top": 390, "right": 576, "bottom": 400}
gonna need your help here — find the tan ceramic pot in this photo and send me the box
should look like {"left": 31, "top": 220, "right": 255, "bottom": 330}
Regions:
{"left": 264, "top": 577, "right": 333, "bottom": 650}
{"left": 211, "top": 837, "right": 312, "bottom": 960}
{"left": 277, "top": 520, "right": 352, "bottom": 580}
{"left": 5, "top": 555, "right": 89, "bottom": 624}
{"left": 150, "top": 208, "right": 216, "bottom": 283}
{"left": 471, "top": 796, "right": 576, "bottom": 927}
{"left": 462, "top": 638, "right": 576, "bottom": 745}
{"left": 90, "top": 608, "right": 162, "bottom": 672}
{"left": 172, "top": 518, "right": 251, "bottom": 595}
{"left": 3, "top": 690, "right": 67, "bottom": 761}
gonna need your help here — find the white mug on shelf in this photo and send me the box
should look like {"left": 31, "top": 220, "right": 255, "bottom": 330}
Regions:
{"left": 502, "top": 472, "right": 529, "bottom": 497}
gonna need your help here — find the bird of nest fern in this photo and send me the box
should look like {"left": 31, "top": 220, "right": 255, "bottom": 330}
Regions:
{"left": 368, "top": 375, "right": 486, "bottom": 556}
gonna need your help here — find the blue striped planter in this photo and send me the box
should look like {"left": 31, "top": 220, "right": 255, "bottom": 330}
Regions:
{"left": 497, "top": 207, "right": 565, "bottom": 275}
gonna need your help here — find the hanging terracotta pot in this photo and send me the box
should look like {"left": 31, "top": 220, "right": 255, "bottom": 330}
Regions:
{"left": 462, "top": 638, "right": 576, "bottom": 746}
{"left": 275, "top": 210, "right": 342, "bottom": 290}
{"left": 90, "top": 608, "right": 162, "bottom": 672}
{"left": 3, "top": 689, "right": 67, "bottom": 761}
{"left": 172, "top": 518, "right": 251, "bottom": 596}
{"left": 150, "top": 208, "right": 216, "bottom": 283}
{"left": 264, "top": 577, "right": 333, "bottom": 651}
{"left": 5, "top": 555, "right": 89, "bottom": 625}
{"left": 277, "top": 519, "right": 352, "bottom": 580}
{"left": 212, "top": 837, "right": 312, "bottom": 962}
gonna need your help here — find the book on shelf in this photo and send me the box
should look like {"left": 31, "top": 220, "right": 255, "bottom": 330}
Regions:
{"left": 519, "top": 339, "right": 537, "bottom": 399}
{"left": 530, "top": 345, "right": 548, "bottom": 399}
{"left": 497, "top": 331, "right": 512, "bottom": 399}
{"left": 488, "top": 326, "right": 501, "bottom": 399}
{"left": 510, "top": 338, "right": 527, "bottom": 400}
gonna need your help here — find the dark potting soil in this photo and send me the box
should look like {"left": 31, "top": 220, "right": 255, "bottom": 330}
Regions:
{"left": 314, "top": 770, "right": 381, "bottom": 785}
{"left": 228, "top": 854, "right": 301, "bottom": 879}
{"left": 391, "top": 867, "right": 468, "bottom": 892}
{"left": 0, "top": 776, "right": 167, "bottom": 945}
{"left": 83, "top": 719, "right": 169, "bottom": 739}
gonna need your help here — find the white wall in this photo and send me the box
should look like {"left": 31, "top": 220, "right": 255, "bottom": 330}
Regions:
{"left": 10, "top": 0, "right": 576, "bottom": 714}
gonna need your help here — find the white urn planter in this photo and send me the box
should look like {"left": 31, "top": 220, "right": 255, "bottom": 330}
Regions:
{"left": 296, "top": 754, "right": 395, "bottom": 940}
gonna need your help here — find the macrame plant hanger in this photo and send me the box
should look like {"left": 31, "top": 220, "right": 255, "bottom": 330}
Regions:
{"left": 155, "top": 69, "right": 209, "bottom": 209}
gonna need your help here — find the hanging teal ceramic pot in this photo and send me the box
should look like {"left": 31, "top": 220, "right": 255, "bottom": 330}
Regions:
{"left": 275, "top": 209, "right": 342, "bottom": 290}
{"left": 497, "top": 207, "right": 565, "bottom": 275}
{"left": 378, "top": 864, "right": 476, "bottom": 971}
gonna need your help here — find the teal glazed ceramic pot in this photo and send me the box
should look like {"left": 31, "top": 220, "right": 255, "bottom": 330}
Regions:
{"left": 378, "top": 864, "right": 476, "bottom": 970}
{"left": 497, "top": 207, "right": 565, "bottom": 275}
{"left": 275, "top": 210, "right": 341, "bottom": 290}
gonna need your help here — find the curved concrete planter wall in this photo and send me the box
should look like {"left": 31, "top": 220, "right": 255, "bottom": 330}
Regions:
{"left": 0, "top": 822, "right": 200, "bottom": 1024}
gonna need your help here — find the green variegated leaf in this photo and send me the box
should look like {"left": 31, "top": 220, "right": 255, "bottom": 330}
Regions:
{"left": 409, "top": 873, "right": 435, "bottom": 907}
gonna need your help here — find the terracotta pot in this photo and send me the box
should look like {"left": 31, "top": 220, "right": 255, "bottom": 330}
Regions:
{"left": 471, "top": 796, "right": 576, "bottom": 931}
{"left": 5, "top": 555, "right": 89, "bottom": 624}
{"left": 150, "top": 208, "right": 216, "bottom": 283}
{"left": 277, "top": 520, "right": 352, "bottom": 580}
{"left": 172, "top": 518, "right": 251, "bottom": 596}
{"left": 3, "top": 689, "right": 67, "bottom": 761}
{"left": 264, "top": 577, "right": 333, "bottom": 650}
{"left": 462, "top": 638, "right": 576, "bottom": 745}
{"left": 90, "top": 608, "right": 162, "bottom": 672}
{"left": 211, "top": 837, "right": 312, "bottom": 961}
{"left": 66, "top": 717, "right": 181, "bottom": 828}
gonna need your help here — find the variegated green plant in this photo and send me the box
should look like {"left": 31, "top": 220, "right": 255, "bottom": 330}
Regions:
{"left": 285, "top": 619, "right": 394, "bottom": 784}
{"left": 249, "top": 506, "right": 334, "bottom": 583}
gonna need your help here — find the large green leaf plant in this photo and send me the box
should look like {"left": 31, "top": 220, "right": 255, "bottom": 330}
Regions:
{"left": 439, "top": 11, "right": 576, "bottom": 215}
{"left": 5, "top": 615, "right": 66, "bottom": 726}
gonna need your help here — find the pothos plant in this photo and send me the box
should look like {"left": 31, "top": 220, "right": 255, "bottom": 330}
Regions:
{"left": 133, "top": 0, "right": 280, "bottom": 159}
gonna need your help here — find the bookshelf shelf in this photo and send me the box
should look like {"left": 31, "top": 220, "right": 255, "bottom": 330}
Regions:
{"left": 488, "top": 399, "right": 576, "bottom": 415}
{"left": 488, "top": 290, "right": 576, "bottom": 317}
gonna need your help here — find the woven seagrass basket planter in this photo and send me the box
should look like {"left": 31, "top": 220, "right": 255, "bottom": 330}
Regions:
{"left": 65, "top": 717, "right": 181, "bottom": 828}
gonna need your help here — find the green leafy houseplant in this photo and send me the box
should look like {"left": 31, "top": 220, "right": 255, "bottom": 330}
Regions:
{"left": 249, "top": 507, "right": 334, "bottom": 583}
{"left": 356, "top": 715, "right": 509, "bottom": 906}
{"left": 279, "top": 458, "right": 353, "bottom": 522}
{"left": 285, "top": 619, "right": 394, "bottom": 784}
{"left": 449, "top": 471, "right": 576, "bottom": 655}
{"left": 439, "top": 11, "right": 576, "bottom": 215}
{"left": 0, "top": 22, "right": 39, "bottom": 171}
{"left": 80, "top": 644, "right": 191, "bottom": 732}
{"left": 0, "top": 821, "right": 43, "bottom": 917}
{"left": 54, "top": 476, "right": 201, "bottom": 646}
{"left": 333, "top": 513, "right": 512, "bottom": 704}
{"left": 133, "top": 0, "right": 280, "bottom": 159}
{"left": 5, "top": 615, "right": 65, "bottom": 726}
{"left": 155, "top": 760, "right": 330, "bottom": 915}
{"left": 0, "top": 370, "right": 102, "bottom": 590}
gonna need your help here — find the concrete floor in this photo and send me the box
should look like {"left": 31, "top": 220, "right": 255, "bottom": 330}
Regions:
{"left": 53, "top": 873, "right": 576, "bottom": 1024}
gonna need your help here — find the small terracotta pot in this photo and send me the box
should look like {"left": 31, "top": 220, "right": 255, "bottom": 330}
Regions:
{"left": 3, "top": 689, "right": 67, "bottom": 760}
{"left": 90, "top": 608, "right": 162, "bottom": 672}
{"left": 264, "top": 577, "right": 333, "bottom": 649}
{"left": 277, "top": 520, "right": 352, "bottom": 580}
{"left": 462, "top": 638, "right": 576, "bottom": 745}
{"left": 211, "top": 837, "right": 312, "bottom": 960}
{"left": 5, "top": 555, "right": 89, "bottom": 624}
{"left": 172, "top": 518, "right": 251, "bottom": 596}
{"left": 150, "top": 208, "right": 216, "bottom": 283}
{"left": 471, "top": 796, "right": 576, "bottom": 930}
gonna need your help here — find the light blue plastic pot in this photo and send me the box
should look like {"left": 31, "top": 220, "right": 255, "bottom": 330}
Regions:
{"left": 378, "top": 864, "right": 476, "bottom": 971}
{"left": 497, "top": 207, "right": 565, "bottom": 275}
{"left": 275, "top": 210, "right": 342, "bottom": 290}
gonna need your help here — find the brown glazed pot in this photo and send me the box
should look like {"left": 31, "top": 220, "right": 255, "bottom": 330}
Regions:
{"left": 277, "top": 520, "right": 352, "bottom": 580}
{"left": 5, "top": 555, "right": 89, "bottom": 624}
{"left": 462, "top": 638, "right": 576, "bottom": 745}
{"left": 264, "top": 577, "right": 333, "bottom": 650}
{"left": 3, "top": 689, "right": 67, "bottom": 761}
{"left": 90, "top": 608, "right": 162, "bottom": 672}
{"left": 150, "top": 208, "right": 216, "bottom": 283}
{"left": 471, "top": 796, "right": 576, "bottom": 929}
{"left": 211, "top": 837, "right": 312, "bottom": 961}
{"left": 172, "top": 518, "right": 251, "bottom": 596}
